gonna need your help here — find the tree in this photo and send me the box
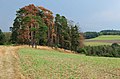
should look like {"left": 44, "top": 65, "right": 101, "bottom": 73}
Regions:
{"left": 38, "top": 6, "right": 54, "bottom": 46}
{"left": 11, "top": 4, "right": 84, "bottom": 51}
{"left": 11, "top": 4, "right": 49, "bottom": 47}
{"left": 4, "top": 32, "right": 11, "bottom": 45}
{"left": 84, "top": 32, "right": 99, "bottom": 39}
{"left": 55, "top": 14, "right": 71, "bottom": 49}
{"left": 55, "top": 15, "right": 83, "bottom": 51}
{"left": 0, "top": 29, "right": 5, "bottom": 45}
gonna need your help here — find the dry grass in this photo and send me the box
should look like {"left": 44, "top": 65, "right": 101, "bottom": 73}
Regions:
{"left": 0, "top": 46, "right": 25, "bottom": 79}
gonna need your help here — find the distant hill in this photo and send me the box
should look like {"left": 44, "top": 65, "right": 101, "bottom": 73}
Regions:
{"left": 100, "top": 30, "right": 120, "bottom": 35}
{"left": 84, "top": 35, "right": 120, "bottom": 46}
{"left": 84, "top": 30, "right": 120, "bottom": 39}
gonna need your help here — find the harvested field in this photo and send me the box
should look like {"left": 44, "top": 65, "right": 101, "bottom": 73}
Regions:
{"left": 0, "top": 46, "right": 25, "bottom": 79}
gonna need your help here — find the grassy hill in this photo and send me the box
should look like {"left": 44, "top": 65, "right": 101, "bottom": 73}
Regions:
{"left": 18, "top": 48, "right": 120, "bottom": 79}
{"left": 85, "top": 35, "right": 120, "bottom": 46}
{"left": 89, "top": 35, "right": 120, "bottom": 40}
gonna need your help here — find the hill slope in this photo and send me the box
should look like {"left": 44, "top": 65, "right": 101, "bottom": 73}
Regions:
{"left": 89, "top": 35, "right": 120, "bottom": 40}
{"left": 85, "top": 35, "right": 120, "bottom": 46}
{"left": 18, "top": 48, "right": 120, "bottom": 79}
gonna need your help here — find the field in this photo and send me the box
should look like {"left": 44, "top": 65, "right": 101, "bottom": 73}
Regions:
{"left": 85, "top": 35, "right": 120, "bottom": 46}
{"left": 18, "top": 47, "right": 120, "bottom": 79}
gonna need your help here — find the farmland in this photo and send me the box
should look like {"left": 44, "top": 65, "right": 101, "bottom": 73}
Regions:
{"left": 85, "top": 35, "right": 120, "bottom": 46}
{"left": 18, "top": 47, "right": 120, "bottom": 79}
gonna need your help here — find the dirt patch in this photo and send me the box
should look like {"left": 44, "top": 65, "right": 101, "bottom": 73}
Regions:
{"left": 37, "top": 46, "right": 73, "bottom": 54}
{"left": 0, "top": 46, "right": 25, "bottom": 79}
{"left": 37, "top": 46, "right": 54, "bottom": 50}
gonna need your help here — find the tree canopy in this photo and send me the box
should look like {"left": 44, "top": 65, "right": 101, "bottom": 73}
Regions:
{"left": 11, "top": 4, "right": 83, "bottom": 52}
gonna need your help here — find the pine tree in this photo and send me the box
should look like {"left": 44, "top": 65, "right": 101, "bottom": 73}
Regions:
{"left": 0, "top": 29, "right": 5, "bottom": 45}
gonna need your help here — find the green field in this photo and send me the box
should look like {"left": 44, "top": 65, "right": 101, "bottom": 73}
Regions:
{"left": 89, "top": 35, "right": 120, "bottom": 40}
{"left": 84, "top": 42, "right": 111, "bottom": 46}
{"left": 18, "top": 48, "right": 120, "bottom": 79}
{"left": 84, "top": 35, "right": 120, "bottom": 46}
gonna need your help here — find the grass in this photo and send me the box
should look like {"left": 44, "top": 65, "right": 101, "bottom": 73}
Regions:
{"left": 18, "top": 48, "right": 120, "bottom": 79}
{"left": 89, "top": 35, "right": 120, "bottom": 40}
{"left": 84, "top": 42, "right": 111, "bottom": 46}
{"left": 84, "top": 35, "right": 120, "bottom": 46}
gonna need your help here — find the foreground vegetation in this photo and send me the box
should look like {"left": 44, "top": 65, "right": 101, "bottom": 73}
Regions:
{"left": 18, "top": 48, "right": 120, "bottom": 79}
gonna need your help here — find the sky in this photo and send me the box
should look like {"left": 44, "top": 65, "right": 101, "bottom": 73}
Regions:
{"left": 0, "top": 0, "right": 120, "bottom": 32}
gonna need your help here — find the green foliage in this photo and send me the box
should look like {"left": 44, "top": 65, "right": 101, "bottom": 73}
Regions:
{"left": 111, "top": 43, "right": 119, "bottom": 47}
{"left": 100, "top": 30, "right": 120, "bottom": 35}
{"left": 0, "top": 29, "right": 5, "bottom": 45}
{"left": 3, "top": 32, "right": 12, "bottom": 45}
{"left": 79, "top": 44, "right": 120, "bottom": 57}
{"left": 39, "top": 25, "right": 48, "bottom": 45}
{"left": 70, "top": 25, "right": 80, "bottom": 51}
{"left": 84, "top": 30, "right": 120, "bottom": 39}
{"left": 11, "top": 6, "right": 47, "bottom": 45}
{"left": 84, "top": 32, "right": 99, "bottom": 39}
{"left": 10, "top": 17, "right": 20, "bottom": 44}
{"left": 11, "top": 5, "right": 83, "bottom": 50}
{"left": 55, "top": 14, "right": 82, "bottom": 51}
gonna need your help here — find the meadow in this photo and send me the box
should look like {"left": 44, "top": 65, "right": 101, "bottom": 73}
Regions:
{"left": 18, "top": 48, "right": 120, "bottom": 79}
{"left": 84, "top": 35, "right": 120, "bottom": 46}
{"left": 88, "top": 35, "right": 120, "bottom": 40}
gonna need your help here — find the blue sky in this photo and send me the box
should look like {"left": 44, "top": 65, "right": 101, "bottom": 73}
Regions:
{"left": 0, "top": 0, "right": 120, "bottom": 32}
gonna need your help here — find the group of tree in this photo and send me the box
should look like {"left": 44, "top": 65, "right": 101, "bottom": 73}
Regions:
{"left": 84, "top": 30, "right": 120, "bottom": 39}
{"left": 0, "top": 29, "right": 5, "bottom": 45}
{"left": 10, "top": 4, "right": 83, "bottom": 52}
{"left": 83, "top": 32, "right": 99, "bottom": 39}
{"left": 78, "top": 43, "right": 120, "bottom": 57}
{"left": 0, "top": 29, "right": 11, "bottom": 45}
{"left": 100, "top": 30, "right": 120, "bottom": 35}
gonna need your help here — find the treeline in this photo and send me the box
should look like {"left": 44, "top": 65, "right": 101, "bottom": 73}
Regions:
{"left": 100, "top": 30, "right": 120, "bottom": 35}
{"left": 10, "top": 4, "right": 83, "bottom": 52}
{"left": 0, "top": 29, "right": 11, "bottom": 45}
{"left": 83, "top": 32, "right": 100, "bottom": 39}
{"left": 0, "top": 29, "right": 5, "bottom": 45}
{"left": 78, "top": 43, "right": 120, "bottom": 57}
{"left": 84, "top": 30, "right": 120, "bottom": 39}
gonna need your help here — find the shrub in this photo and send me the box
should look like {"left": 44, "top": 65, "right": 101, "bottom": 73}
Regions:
{"left": 79, "top": 45, "right": 120, "bottom": 57}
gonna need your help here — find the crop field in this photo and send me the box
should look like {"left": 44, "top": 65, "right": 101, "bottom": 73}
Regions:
{"left": 88, "top": 35, "right": 120, "bottom": 40}
{"left": 18, "top": 48, "right": 120, "bottom": 79}
{"left": 84, "top": 42, "right": 111, "bottom": 46}
{"left": 85, "top": 35, "right": 120, "bottom": 46}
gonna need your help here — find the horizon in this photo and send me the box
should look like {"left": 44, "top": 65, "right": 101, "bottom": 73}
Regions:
{"left": 1, "top": 0, "right": 120, "bottom": 32}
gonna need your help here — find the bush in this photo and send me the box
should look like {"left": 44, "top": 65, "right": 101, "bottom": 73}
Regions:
{"left": 111, "top": 43, "right": 119, "bottom": 47}
{"left": 77, "top": 48, "right": 87, "bottom": 54}
{"left": 79, "top": 45, "right": 120, "bottom": 57}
